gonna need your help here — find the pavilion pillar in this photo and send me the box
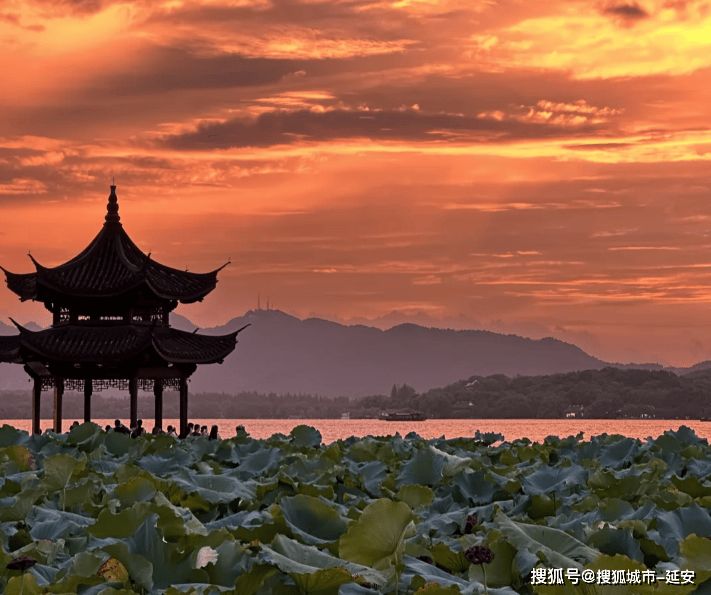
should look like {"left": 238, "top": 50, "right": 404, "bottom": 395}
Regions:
{"left": 84, "top": 378, "right": 92, "bottom": 423}
{"left": 53, "top": 377, "right": 64, "bottom": 433}
{"left": 179, "top": 377, "right": 188, "bottom": 437}
{"left": 32, "top": 378, "right": 42, "bottom": 435}
{"left": 129, "top": 377, "right": 138, "bottom": 429}
{"left": 154, "top": 379, "right": 163, "bottom": 431}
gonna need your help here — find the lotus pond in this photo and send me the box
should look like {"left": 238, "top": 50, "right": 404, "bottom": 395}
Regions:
{"left": 2, "top": 423, "right": 711, "bottom": 595}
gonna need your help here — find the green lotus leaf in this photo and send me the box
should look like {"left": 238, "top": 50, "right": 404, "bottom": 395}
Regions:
{"left": 596, "top": 436, "right": 639, "bottom": 469}
{"left": 655, "top": 504, "right": 711, "bottom": 543}
{"left": 231, "top": 447, "right": 283, "bottom": 479}
{"left": 102, "top": 513, "right": 211, "bottom": 591}
{"left": 298, "top": 482, "right": 335, "bottom": 500}
{"left": 43, "top": 452, "right": 87, "bottom": 491}
{"left": 233, "top": 563, "right": 279, "bottom": 595}
{"left": 473, "top": 431, "right": 504, "bottom": 445}
{"left": 670, "top": 475, "right": 711, "bottom": 498}
{"left": 587, "top": 468, "right": 643, "bottom": 500}
{"left": 521, "top": 464, "right": 587, "bottom": 496}
{"left": 585, "top": 524, "right": 645, "bottom": 563}
{"left": 152, "top": 492, "right": 208, "bottom": 538}
{"left": 2, "top": 445, "right": 36, "bottom": 471}
{"left": 89, "top": 502, "right": 153, "bottom": 539}
{"left": 351, "top": 460, "right": 387, "bottom": 496}
{"left": 640, "top": 534, "right": 673, "bottom": 562}
{"left": 0, "top": 424, "right": 28, "bottom": 448}
{"left": 141, "top": 433, "right": 179, "bottom": 455}
{"left": 102, "top": 432, "right": 134, "bottom": 457}
{"left": 98, "top": 556, "right": 130, "bottom": 582}
{"left": 64, "top": 476, "right": 101, "bottom": 511}
{"left": 397, "top": 449, "right": 445, "bottom": 488}
{"left": 66, "top": 422, "right": 102, "bottom": 447}
{"left": 208, "top": 509, "right": 289, "bottom": 544}
{"left": 344, "top": 436, "right": 380, "bottom": 463}
{"left": 47, "top": 551, "right": 106, "bottom": 593}
{"left": 468, "top": 537, "right": 516, "bottom": 588}
{"left": 199, "top": 539, "right": 251, "bottom": 587}
{"left": 452, "top": 469, "right": 496, "bottom": 505}
{"left": 111, "top": 476, "right": 157, "bottom": 506}
{"left": 339, "top": 498, "right": 414, "bottom": 570}
{"left": 428, "top": 446, "right": 471, "bottom": 477}
{"left": 290, "top": 567, "right": 353, "bottom": 595}
{"left": 100, "top": 537, "right": 155, "bottom": 591}
{"left": 400, "top": 556, "right": 488, "bottom": 595}
{"left": 277, "top": 494, "right": 349, "bottom": 545}
{"left": 665, "top": 425, "right": 705, "bottom": 446}
{"left": 25, "top": 508, "right": 91, "bottom": 547}
{"left": 136, "top": 449, "right": 193, "bottom": 475}
{"left": 495, "top": 509, "right": 599, "bottom": 571}
{"left": 1, "top": 487, "right": 45, "bottom": 523}
{"left": 528, "top": 494, "right": 556, "bottom": 519}
{"left": 171, "top": 469, "right": 256, "bottom": 505}
{"left": 678, "top": 534, "right": 711, "bottom": 585}
{"left": 289, "top": 425, "right": 323, "bottom": 448}
{"left": 397, "top": 485, "right": 434, "bottom": 510}
{"left": 268, "top": 533, "right": 387, "bottom": 586}
{"left": 11, "top": 535, "right": 65, "bottom": 568}
{"left": 430, "top": 543, "right": 469, "bottom": 574}
{"left": 6, "top": 573, "right": 42, "bottom": 595}
{"left": 414, "top": 585, "right": 462, "bottom": 595}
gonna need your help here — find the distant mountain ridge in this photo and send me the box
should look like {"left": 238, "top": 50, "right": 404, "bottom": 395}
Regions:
{"left": 1, "top": 311, "right": 709, "bottom": 396}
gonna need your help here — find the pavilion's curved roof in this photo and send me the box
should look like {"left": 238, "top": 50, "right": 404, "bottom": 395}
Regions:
{"left": 0, "top": 322, "right": 249, "bottom": 365}
{"left": 1, "top": 186, "right": 228, "bottom": 303}
{"left": 0, "top": 335, "right": 21, "bottom": 364}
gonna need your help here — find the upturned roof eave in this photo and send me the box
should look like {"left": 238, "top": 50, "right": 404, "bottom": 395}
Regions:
{"left": 10, "top": 320, "right": 154, "bottom": 364}
{"left": 3, "top": 322, "right": 245, "bottom": 366}
{"left": 0, "top": 333, "right": 22, "bottom": 364}
{"left": 150, "top": 326, "right": 248, "bottom": 364}
{"left": 1, "top": 266, "right": 37, "bottom": 300}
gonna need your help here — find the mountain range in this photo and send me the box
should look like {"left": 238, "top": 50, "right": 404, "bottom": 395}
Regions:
{"left": 1, "top": 310, "right": 709, "bottom": 396}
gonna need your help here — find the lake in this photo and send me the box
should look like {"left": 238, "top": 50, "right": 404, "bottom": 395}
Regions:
{"left": 5, "top": 418, "right": 711, "bottom": 444}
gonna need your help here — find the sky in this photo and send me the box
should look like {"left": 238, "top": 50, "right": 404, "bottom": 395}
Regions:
{"left": 1, "top": 0, "right": 710, "bottom": 368}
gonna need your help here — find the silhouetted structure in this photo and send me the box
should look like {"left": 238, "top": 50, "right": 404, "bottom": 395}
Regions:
{"left": 0, "top": 185, "right": 248, "bottom": 435}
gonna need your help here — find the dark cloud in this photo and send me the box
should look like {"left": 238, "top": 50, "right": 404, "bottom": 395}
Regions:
{"left": 0, "top": 11, "right": 44, "bottom": 30}
{"left": 602, "top": 2, "right": 649, "bottom": 20}
{"left": 97, "top": 49, "right": 303, "bottom": 96}
{"left": 563, "top": 142, "right": 635, "bottom": 150}
{"left": 161, "top": 107, "right": 605, "bottom": 150}
{"left": 29, "top": 0, "right": 115, "bottom": 16}
{"left": 0, "top": 12, "right": 20, "bottom": 25}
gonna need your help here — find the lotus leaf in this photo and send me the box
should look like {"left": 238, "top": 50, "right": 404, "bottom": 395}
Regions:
{"left": 339, "top": 499, "right": 414, "bottom": 570}
{"left": 277, "top": 495, "right": 349, "bottom": 545}
{"left": 495, "top": 510, "right": 599, "bottom": 571}
{"left": 6, "top": 573, "right": 42, "bottom": 595}
{"left": 397, "top": 448, "right": 445, "bottom": 488}
{"left": 397, "top": 485, "right": 434, "bottom": 510}
{"left": 289, "top": 425, "right": 323, "bottom": 449}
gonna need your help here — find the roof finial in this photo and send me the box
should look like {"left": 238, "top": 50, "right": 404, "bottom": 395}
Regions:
{"left": 106, "top": 182, "right": 120, "bottom": 224}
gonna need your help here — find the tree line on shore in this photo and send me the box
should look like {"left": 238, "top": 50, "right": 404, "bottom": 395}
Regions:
{"left": 1, "top": 366, "right": 710, "bottom": 420}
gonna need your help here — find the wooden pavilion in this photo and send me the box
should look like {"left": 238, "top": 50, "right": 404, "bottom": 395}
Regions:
{"left": 0, "top": 185, "right": 247, "bottom": 436}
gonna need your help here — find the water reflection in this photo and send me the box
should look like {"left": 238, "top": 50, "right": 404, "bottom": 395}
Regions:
{"left": 6, "top": 418, "right": 711, "bottom": 445}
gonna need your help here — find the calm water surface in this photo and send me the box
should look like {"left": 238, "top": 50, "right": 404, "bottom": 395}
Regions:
{"left": 5, "top": 418, "right": 711, "bottom": 444}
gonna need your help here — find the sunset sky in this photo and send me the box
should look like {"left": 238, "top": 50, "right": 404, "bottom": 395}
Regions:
{"left": 1, "top": 0, "right": 711, "bottom": 368}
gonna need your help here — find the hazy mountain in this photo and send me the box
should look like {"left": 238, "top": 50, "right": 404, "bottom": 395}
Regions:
{"left": 188, "top": 309, "right": 669, "bottom": 397}
{"left": 0, "top": 309, "right": 705, "bottom": 396}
